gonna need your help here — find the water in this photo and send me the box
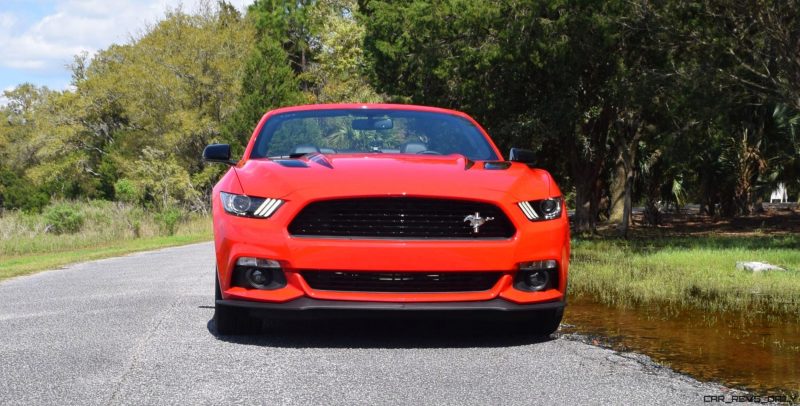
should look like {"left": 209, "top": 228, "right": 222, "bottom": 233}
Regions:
{"left": 561, "top": 296, "right": 800, "bottom": 395}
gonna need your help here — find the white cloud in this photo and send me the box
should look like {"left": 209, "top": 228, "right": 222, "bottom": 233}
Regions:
{"left": 0, "top": 12, "right": 15, "bottom": 30}
{"left": 0, "top": 86, "right": 14, "bottom": 106}
{"left": 0, "top": 0, "right": 251, "bottom": 80}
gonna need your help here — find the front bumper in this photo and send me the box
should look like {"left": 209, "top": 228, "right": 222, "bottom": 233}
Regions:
{"left": 213, "top": 191, "right": 571, "bottom": 306}
{"left": 217, "top": 297, "right": 565, "bottom": 320}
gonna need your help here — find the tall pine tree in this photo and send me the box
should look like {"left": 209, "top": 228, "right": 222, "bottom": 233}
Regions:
{"left": 223, "top": 1, "right": 311, "bottom": 149}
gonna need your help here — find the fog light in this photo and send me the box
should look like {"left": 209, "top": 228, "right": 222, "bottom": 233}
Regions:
{"left": 246, "top": 268, "right": 272, "bottom": 289}
{"left": 525, "top": 270, "right": 549, "bottom": 291}
{"left": 231, "top": 257, "right": 286, "bottom": 290}
{"left": 515, "top": 260, "right": 558, "bottom": 292}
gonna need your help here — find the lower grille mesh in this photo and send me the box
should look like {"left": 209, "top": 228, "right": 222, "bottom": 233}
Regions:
{"left": 301, "top": 271, "right": 503, "bottom": 292}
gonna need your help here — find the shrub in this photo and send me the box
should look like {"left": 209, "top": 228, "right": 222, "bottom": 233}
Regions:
{"left": 156, "top": 208, "right": 183, "bottom": 236}
{"left": 0, "top": 169, "right": 50, "bottom": 212}
{"left": 131, "top": 220, "right": 142, "bottom": 238}
{"left": 114, "top": 178, "right": 141, "bottom": 204}
{"left": 125, "top": 206, "right": 144, "bottom": 238}
{"left": 43, "top": 203, "right": 85, "bottom": 234}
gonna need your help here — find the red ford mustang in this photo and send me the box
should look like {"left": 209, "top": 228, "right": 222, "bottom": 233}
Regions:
{"left": 204, "top": 104, "right": 570, "bottom": 335}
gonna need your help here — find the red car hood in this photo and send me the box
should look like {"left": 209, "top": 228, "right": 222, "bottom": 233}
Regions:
{"left": 233, "top": 154, "right": 555, "bottom": 201}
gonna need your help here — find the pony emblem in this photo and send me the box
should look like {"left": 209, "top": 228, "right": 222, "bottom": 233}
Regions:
{"left": 464, "top": 212, "right": 494, "bottom": 233}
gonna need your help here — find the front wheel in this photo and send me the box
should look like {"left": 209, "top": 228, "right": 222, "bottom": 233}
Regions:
{"left": 214, "top": 273, "right": 257, "bottom": 335}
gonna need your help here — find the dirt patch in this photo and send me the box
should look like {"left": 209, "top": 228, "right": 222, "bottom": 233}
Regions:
{"left": 596, "top": 205, "right": 800, "bottom": 238}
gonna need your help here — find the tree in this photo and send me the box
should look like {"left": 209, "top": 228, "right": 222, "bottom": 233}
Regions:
{"left": 223, "top": 1, "right": 309, "bottom": 149}
{"left": 0, "top": 84, "right": 56, "bottom": 210}
{"left": 32, "top": 3, "right": 253, "bottom": 207}
{"left": 224, "top": 39, "right": 305, "bottom": 146}
{"left": 307, "top": 0, "right": 381, "bottom": 103}
{"left": 658, "top": 0, "right": 800, "bottom": 216}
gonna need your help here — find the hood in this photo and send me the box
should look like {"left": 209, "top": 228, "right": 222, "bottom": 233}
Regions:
{"left": 233, "top": 154, "right": 554, "bottom": 201}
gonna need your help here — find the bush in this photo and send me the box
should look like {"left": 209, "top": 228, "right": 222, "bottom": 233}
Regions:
{"left": 114, "top": 178, "right": 141, "bottom": 204}
{"left": 125, "top": 206, "right": 144, "bottom": 238}
{"left": 156, "top": 208, "right": 183, "bottom": 236}
{"left": 0, "top": 169, "right": 50, "bottom": 212}
{"left": 43, "top": 203, "right": 85, "bottom": 234}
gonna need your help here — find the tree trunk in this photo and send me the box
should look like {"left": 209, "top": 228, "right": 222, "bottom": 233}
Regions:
{"left": 616, "top": 118, "right": 643, "bottom": 238}
{"left": 705, "top": 199, "right": 716, "bottom": 216}
{"left": 753, "top": 197, "right": 765, "bottom": 213}
{"left": 570, "top": 107, "right": 613, "bottom": 235}
{"left": 621, "top": 171, "right": 633, "bottom": 237}
{"left": 573, "top": 176, "right": 596, "bottom": 234}
{"left": 608, "top": 151, "right": 626, "bottom": 224}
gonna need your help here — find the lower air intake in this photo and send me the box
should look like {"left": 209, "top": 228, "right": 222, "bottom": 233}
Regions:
{"left": 301, "top": 271, "right": 503, "bottom": 292}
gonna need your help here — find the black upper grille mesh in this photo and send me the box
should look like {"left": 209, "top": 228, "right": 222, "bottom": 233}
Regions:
{"left": 288, "top": 197, "right": 515, "bottom": 239}
{"left": 301, "top": 271, "right": 502, "bottom": 292}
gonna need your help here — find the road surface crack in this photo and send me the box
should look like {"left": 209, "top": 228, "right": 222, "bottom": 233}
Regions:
{"left": 105, "top": 297, "right": 181, "bottom": 405}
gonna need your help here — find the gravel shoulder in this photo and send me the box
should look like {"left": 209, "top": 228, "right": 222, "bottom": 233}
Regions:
{"left": 0, "top": 242, "right": 731, "bottom": 405}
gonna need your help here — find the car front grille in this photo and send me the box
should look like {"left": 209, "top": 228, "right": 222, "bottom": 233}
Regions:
{"left": 287, "top": 197, "right": 515, "bottom": 239}
{"left": 300, "top": 271, "right": 503, "bottom": 292}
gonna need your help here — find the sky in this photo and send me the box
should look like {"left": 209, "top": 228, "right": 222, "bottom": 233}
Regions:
{"left": 0, "top": 0, "right": 252, "bottom": 104}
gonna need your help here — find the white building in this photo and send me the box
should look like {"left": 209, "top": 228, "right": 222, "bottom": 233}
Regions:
{"left": 770, "top": 183, "right": 788, "bottom": 203}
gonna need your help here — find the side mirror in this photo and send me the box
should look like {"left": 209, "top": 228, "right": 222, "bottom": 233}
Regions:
{"left": 203, "top": 144, "right": 237, "bottom": 165}
{"left": 508, "top": 148, "right": 536, "bottom": 166}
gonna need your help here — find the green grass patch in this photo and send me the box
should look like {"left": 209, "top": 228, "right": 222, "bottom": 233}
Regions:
{"left": 570, "top": 234, "right": 800, "bottom": 316}
{"left": 0, "top": 200, "right": 212, "bottom": 281}
{"left": 0, "top": 234, "right": 210, "bottom": 280}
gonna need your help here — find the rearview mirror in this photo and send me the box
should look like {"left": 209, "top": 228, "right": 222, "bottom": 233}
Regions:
{"left": 508, "top": 148, "right": 536, "bottom": 166}
{"left": 352, "top": 118, "right": 394, "bottom": 131}
{"left": 203, "top": 144, "right": 236, "bottom": 165}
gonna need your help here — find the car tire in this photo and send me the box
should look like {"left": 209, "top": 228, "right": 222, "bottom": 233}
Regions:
{"left": 213, "top": 272, "right": 255, "bottom": 335}
{"left": 517, "top": 307, "right": 564, "bottom": 337}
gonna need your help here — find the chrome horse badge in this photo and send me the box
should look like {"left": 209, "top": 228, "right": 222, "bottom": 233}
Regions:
{"left": 464, "top": 212, "right": 494, "bottom": 233}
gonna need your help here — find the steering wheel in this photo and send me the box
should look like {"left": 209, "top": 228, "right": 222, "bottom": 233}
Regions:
{"left": 417, "top": 150, "right": 442, "bottom": 155}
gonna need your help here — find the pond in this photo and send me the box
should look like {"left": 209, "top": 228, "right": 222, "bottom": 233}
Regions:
{"left": 561, "top": 295, "right": 800, "bottom": 395}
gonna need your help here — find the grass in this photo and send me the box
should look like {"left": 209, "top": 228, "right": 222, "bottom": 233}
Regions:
{"left": 569, "top": 234, "right": 800, "bottom": 316}
{"left": 0, "top": 200, "right": 212, "bottom": 281}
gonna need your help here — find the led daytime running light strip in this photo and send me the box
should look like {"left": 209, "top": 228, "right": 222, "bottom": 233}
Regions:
{"left": 518, "top": 201, "right": 539, "bottom": 220}
{"left": 253, "top": 198, "right": 283, "bottom": 218}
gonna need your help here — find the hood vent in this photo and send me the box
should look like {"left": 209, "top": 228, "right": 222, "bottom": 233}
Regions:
{"left": 273, "top": 154, "right": 333, "bottom": 169}
{"left": 483, "top": 161, "right": 512, "bottom": 170}
{"left": 308, "top": 154, "right": 333, "bottom": 169}
{"left": 274, "top": 159, "right": 309, "bottom": 168}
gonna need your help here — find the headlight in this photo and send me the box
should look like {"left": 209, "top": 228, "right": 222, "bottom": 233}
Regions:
{"left": 517, "top": 197, "right": 563, "bottom": 221}
{"left": 220, "top": 192, "right": 283, "bottom": 218}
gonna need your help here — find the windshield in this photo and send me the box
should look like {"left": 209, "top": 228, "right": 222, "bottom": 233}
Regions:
{"left": 250, "top": 109, "right": 498, "bottom": 161}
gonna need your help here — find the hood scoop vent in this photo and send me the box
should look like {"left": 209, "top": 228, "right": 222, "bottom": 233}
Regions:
{"left": 273, "top": 153, "right": 333, "bottom": 169}
{"left": 275, "top": 159, "right": 309, "bottom": 168}
{"left": 308, "top": 153, "right": 333, "bottom": 169}
{"left": 483, "top": 161, "right": 512, "bottom": 170}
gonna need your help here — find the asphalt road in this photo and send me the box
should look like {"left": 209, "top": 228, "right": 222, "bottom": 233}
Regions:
{"left": 0, "top": 242, "right": 729, "bottom": 405}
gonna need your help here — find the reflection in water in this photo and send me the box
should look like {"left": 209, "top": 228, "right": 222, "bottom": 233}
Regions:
{"left": 562, "top": 296, "right": 800, "bottom": 395}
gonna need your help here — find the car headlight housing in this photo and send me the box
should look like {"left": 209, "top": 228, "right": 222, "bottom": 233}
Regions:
{"left": 220, "top": 192, "right": 283, "bottom": 218}
{"left": 518, "top": 197, "right": 563, "bottom": 221}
